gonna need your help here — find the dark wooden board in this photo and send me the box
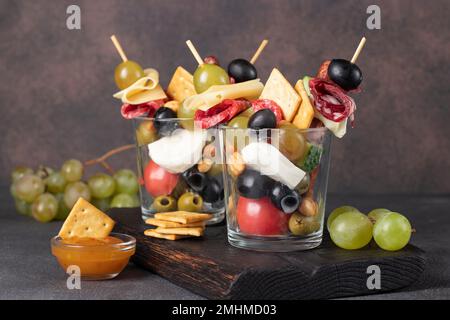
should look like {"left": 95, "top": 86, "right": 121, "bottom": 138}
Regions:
{"left": 109, "top": 208, "right": 426, "bottom": 300}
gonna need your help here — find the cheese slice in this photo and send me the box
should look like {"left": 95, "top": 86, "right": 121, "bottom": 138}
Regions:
{"left": 259, "top": 68, "right": 301, "bottom": 121}
{"left": 183, "top": 79, "right": 263, "bottom": 112}
{"left": 292, "top": 80, "right": 314, "bottom": 129}
{"left": 167, "top": 66, "right": 196, "bottom": 102}
{"left": 113, "top": 68, "right": 167, "bottom": 104}
{"left": 315, "top": 112, "right": 347, "bottom": 138}
{"left": 58, "top": 198, "right": 115, "bottom": 239}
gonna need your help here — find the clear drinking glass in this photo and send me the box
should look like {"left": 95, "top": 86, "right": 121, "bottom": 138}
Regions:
{"left": 133, "top": 117, "right": 225, "bottom": 225}
{"left": 219, "top": 126, "right": 331, "bottom": 252}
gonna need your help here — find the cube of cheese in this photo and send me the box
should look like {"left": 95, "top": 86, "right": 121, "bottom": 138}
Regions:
{"left": 259, "top": 68, "right": 301, "bottom": 121}
{"left": 167, "top": 66, "right": 196, "bottom": 102}
{"left": 293, "top": 80, "right": 315, "bottom": 129}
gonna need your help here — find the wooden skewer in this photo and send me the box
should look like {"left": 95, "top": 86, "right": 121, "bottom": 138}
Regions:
{"left": 350, "top": 37, "right": 366, "bottom": 64}
{"left": 110, "top": 35, "right": 128, "bottom": 62}
{"left": 250, "top": 39, "right": 269, "bottom": 64}
{"left": 186, "top": 40, "right": 204, "bottom": 66}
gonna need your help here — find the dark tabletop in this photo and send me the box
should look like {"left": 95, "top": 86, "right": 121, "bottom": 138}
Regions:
{"left": 1, "top": 185, "right": 449, "bottom": 300}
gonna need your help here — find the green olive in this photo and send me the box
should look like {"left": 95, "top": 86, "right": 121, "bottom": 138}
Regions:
{"left": 136, "top": 121, "right": 157, "bottom": 145}
{"left": 296, "top": 173, "right": 310, "bottom": 195}
{"left": 278, "top": 121, "right": 308, "bottom": 162}
{"left": 289, "top": 212, "right": 321, "bottom": 236}
{"left": 193, "top": 64, "right": 230, "bottom": 94}
{"left": 228, "top": 116, "right": 249, "bottom": 129}
{"left": 152, "top": 195, "right": 177, "bottom": 212}
{"left": 114, "top": 60, "right": 145, "bottom": 90}
{"left": 177, "top": 192, "right": 203, "bottom": 212}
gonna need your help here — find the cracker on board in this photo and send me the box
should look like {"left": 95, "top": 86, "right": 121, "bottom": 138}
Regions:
{"left": 155, "top": 227, "right": 204, "bottom": 237}
{"left": 58, "top": 198, "right": 115, "bottom": 239}
{"left": 145, "top": 218, "right": 205, "bottom": 228}
{"left": 144, "top": 229, "right": 189, "bottom": 241}
{"left": 154, "top": 211, "right": 212, "bottom": 224}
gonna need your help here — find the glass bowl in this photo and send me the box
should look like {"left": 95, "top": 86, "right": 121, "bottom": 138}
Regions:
{"left": 51, "top": 232, "right": 136, "bottom": 280}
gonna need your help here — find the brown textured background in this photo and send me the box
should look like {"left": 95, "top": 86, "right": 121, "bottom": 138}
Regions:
{"left": 0, "top": 0, "right": 449, "bottom": 194}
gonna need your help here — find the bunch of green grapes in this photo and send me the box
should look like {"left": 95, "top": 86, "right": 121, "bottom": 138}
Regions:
{"left": 10, "top": 160, "right": 140, "bottom": 223}
{"left": 327, "top": 206, "right": 412, "bottom": 251}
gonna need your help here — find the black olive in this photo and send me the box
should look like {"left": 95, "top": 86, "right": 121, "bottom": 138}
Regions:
{"left": 270, "top": 181, "right": 301, "bottom": 214}
{"left": 201, "top": 177, "right": 224, "bottom": 203}
{"left": 236, "top": 169, "right": 271, "bottom": 199}
{"left": 227, "top": 59, "right": 257, "bottom": 83}
{"left": 182, "top": 167, "right": 207, "bottom": 193}
{"left": 327, "top": 59, "right": 362, "bottom": 91}
{"left": 248, "top": 109, "right": 277, "bottom": 130}
{"left": 153, "top": 107, "right": 179, "bottom": 136}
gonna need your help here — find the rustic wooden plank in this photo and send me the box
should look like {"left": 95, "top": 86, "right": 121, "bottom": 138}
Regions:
{"left": 109, "top": 208, "right": 426, "bottom": 299}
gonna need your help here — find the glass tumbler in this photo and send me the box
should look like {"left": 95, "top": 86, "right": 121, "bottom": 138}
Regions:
{"left": 133, "top": 117, "right": 225, "bottom": 225}
{"left": 220, "top": 126, "right": 332, "bottom": 251}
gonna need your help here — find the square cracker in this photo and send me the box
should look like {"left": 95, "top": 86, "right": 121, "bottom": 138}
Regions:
{"left": 154, "top": 211, "right": 212, "bottom": 224}
{"left": 58, "top": 198, "right": 115, "bottom": 239}
{"left": 167, "top": 66, "right": 196, "bottom": 102}
{"left": 259, "top": 68, "right": 302, "bottom": 121}
{"left": 145, "top": 218, "right": 205, "bottom": 228}
{"left": 155, "top": 227, "right": 204, "bottom": 237}
{"left": 144, "top": 229, "right": 189, "bottom": 241}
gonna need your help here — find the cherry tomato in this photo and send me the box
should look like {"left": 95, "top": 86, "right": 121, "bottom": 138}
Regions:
{"left": 143, "top": 160, "right": 179, "bottom": 197}
{"left": 237, "top": 196, "right": 290, "bottom": 235}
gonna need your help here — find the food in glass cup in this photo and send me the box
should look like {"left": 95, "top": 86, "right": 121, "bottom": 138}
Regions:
{"left": 133, "top": 116, "right": 226, "bottom": 224}
{"left": 220, "top": 125, "right": 332, "bottom": 251}
{"left": 110, "top": 36, "right": 365, "bottom": 237}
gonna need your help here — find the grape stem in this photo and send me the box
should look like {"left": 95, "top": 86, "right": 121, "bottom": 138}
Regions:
{"left": 84, "top": 144, "right": 134, "bottom": 174}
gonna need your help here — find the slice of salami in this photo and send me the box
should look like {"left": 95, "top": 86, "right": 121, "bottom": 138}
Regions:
{"left": 194, "top": 99, "right": 251, "bottom": 129}
{"left": 309, "top": 78, "right": 356, "bottom": 123}
{"left": 121, "top": 100, "right": 165, "bottom": 119}
{"left": 251, "top": 99, "right": 284, "bottom": 123}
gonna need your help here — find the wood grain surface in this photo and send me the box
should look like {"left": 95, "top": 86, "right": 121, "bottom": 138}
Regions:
{"left": 109, "top": 208, "right": 426, "bottom": 299}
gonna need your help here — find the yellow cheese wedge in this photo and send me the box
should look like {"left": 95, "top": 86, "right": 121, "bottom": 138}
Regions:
{"left": 293, "top": 80, "right": 315, "bottom": 129}
{"left": 113, "top": 68, "right": 167, "bottom": 104}
{"left": 183, "top": 79, "right": 264, "bottom": 112}
{"left": 167, "top": 66, "right": 196, "bottom": 102}
{"left": 259, "top": 68, "right": 301, "bottom": 121}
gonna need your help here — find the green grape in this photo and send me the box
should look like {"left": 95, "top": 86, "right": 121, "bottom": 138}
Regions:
{"left": 15, "top": 198, "right": 31, "bottom": 216}
{"left": 193, "top": 64, "right": 230, "bottom": 94}
{"left": 329, "top": 211, "right": 373, "bottom": 250}
{"left": 114, "top": 60, "right": 145, "bottom": 90}
{"left": 177, "top": 103, "right": 196, "bottom": 130}
{"left": 54, "top": 193, "right": 71, "bottom": 221}
{"left": 64, "top": 181, "right": 91, "bottom": 208}
{"left": 31, "top": 193, "right": 58, "bottom": 223}
{"left": 228, "top": 116, "right": 249, "bottom": 129}
{"left": 91, "top": 197, "right": 112, "bottom": 212}
{"left": 368, "top": 208, "right": 391, "bottom": 223}
{"left": 45, "top": 172, "right": 67, "bottom": 193}
{"left": 12, "top": 174, "right": 45, "bottom": 203}
{"left": 11, "top": 166, "right": 33, "bottom": 182}
{"left": 114, "top": 169, "right": 139, "bottom": 195}
{"left": 327, "top": 205, "right": 360, "bottom": 231}
{"left": 110, "top": 193, "right": 140, "bottom": 208}
{"left": 35, "top": 166, "right": 54, "bottom": 179}
{"left": 136, "top": 120, "right": 157, "bottom": 145}
{"left": 88, "top": 173, "right": 116, "bottom": 199}
{"left": 61, "top": 159, "right": 84, "bottom": 182}
{"left": 373, "top": 212, "right": 411, "bottom": 251}
{"left": 278, "top": 121, "right": 308, "bottom": 162}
